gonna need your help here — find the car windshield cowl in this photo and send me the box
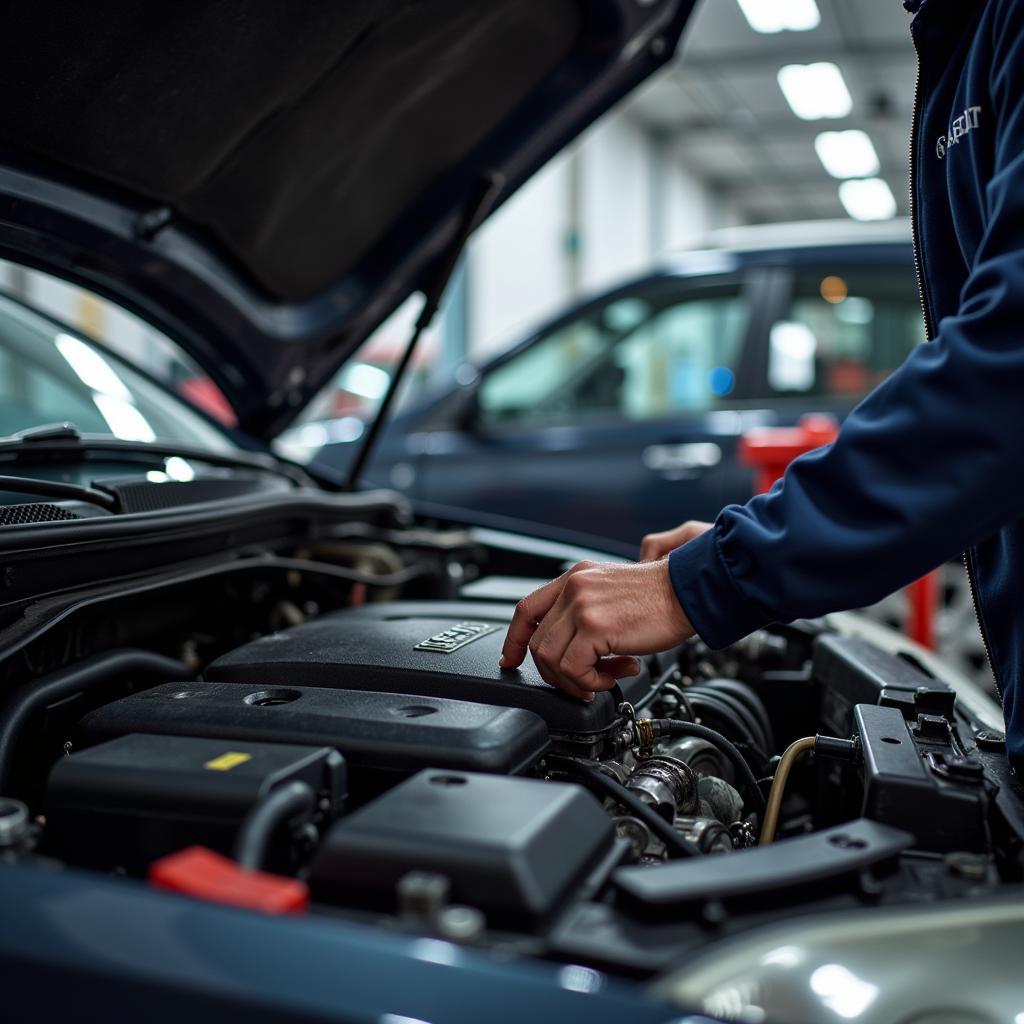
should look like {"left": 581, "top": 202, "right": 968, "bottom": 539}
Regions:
{"left": 0, "top": 424, "right": 315, "bottom": 489}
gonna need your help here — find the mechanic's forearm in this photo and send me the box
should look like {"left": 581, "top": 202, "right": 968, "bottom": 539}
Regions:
{"left": 672, "top": 273, "right": 1024, "bottom": 649}
{"left": 673, "top": 0, "right": 1024, "bottom": 654}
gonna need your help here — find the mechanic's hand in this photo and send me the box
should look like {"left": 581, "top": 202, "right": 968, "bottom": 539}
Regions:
{"left": 640, "top": 520, "right": 713, "bottom": 562}
{"left": 499, "top": 560, "right": 694, "bottom": 701}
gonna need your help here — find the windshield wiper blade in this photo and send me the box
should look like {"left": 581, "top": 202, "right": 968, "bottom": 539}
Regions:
{"left": 0, "top": 473, "right": 117, "bottom": 511}
{"left": 0, "top": 423, "right": 313, "bottom": 487}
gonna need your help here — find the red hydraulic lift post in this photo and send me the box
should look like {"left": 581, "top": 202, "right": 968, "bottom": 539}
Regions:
{"left": 738, "top": 414, "right": 938, "bottom": 650}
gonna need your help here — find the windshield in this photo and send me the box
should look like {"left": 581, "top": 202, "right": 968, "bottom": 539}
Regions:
{"left": 0, "top": 292, "right": 235, "bottom": 452}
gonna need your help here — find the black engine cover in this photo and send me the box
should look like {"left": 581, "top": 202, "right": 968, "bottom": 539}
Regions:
{"left": 74, "top": 683, "right": 549, "bottom": 794}
{"left": 205, "top": 601, "right": 653, "bottom": 736}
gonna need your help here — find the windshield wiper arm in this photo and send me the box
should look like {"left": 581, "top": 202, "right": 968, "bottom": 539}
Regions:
{"left": 346, "top": 171, "right": 505, "bottom": 490}
{"left": 7, "top": 423, "right": 82, "bottom": 444}
{"left": 0, "top": 473, "right": 117, "bottom": 511}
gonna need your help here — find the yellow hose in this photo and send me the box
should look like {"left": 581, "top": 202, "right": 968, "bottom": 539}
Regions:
{"left": 759, "top": 736, "right": 816, "bottom": 845}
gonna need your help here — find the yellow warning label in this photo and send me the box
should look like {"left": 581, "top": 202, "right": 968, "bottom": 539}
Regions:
{"left": 203, "top": 752, "right": 252, "bottom": 771}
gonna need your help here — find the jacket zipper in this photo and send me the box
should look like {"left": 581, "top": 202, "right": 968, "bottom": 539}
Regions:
{"left": 908, "top": 26, "right": 935, "bottom": 341}
{"left": 963, "top": 550, "right": 1003, "bottom": 703}
{"left": 908, "top": 22, "right": 1002, "bottom": 702}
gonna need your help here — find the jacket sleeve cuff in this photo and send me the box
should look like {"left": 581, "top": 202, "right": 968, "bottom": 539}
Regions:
{"left": 667, "top": 529, "right": 772, "bottom": 649}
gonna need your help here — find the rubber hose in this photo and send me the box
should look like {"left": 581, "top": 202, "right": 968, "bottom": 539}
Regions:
{"left": 234, "top": 781, "right": 317, "bottom": 870}
{"left": 0, "top": 649, "right": 190, "bottom": 794}
{"left": 759, "top": 736, "right": 816, "bottom": 845}
{"left": 690, "top": 684, "right": 770, "bottom": 753}
{"left": 685, "top": 690, "right": 769, "bottom": 762}
{"left": 556, "top": 760, "right": 701, "bottom": 859}
{"left": 676, "top": 693, "right": 771, "bottom": 778}
{"left": 650, "top": 719, "right": 766, "bottom": 817}
{"left": 703, "top": 678, "right": 775, "bottom": 752}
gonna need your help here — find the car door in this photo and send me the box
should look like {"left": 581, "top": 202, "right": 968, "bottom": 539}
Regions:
{"left": 412, "top": 270, "right": 778, "bottom": 549}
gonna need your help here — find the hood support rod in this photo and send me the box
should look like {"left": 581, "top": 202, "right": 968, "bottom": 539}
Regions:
{"left": 346, "top": 171, "right": 505, "bottom": 490}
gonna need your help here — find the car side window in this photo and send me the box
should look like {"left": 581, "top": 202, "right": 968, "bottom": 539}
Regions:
{"left": 477, "top": 283, "right": 747, "bottom": 427}
{"left": 763, "top": 269, "right": 924, "bottom": 399}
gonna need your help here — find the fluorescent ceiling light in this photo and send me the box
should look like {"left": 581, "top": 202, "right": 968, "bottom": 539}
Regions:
{"left": 814, "top": 130, "right": 880, "bottom": 178}
{"left": 838, "top": 178, "right": 898, "bottom": 221}
{"left": 777, "top": 63, "right": 853, "bottom": 120}
{"left": 737, "top": 0, "right": 820, "bottom": 33}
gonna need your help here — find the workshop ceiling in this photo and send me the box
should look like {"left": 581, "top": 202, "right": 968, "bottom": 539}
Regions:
{"left": 626, "top": 0, "right": 916, "bottom": 223}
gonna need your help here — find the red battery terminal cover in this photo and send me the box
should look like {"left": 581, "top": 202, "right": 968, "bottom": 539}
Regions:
{"left": 149, "top": 845, "right": 309, "bottom": 914}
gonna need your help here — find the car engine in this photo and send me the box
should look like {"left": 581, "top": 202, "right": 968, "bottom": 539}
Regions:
{"left": 1, "top": 502, "right": 1021, "bottom": 978}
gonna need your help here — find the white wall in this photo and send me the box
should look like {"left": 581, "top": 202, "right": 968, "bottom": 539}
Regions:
{"left": 576, "top": 114, "right": 653, "bottom": 293}
{"left": 467, "top": 152, "right": 573, "bottom": 359}
{"left": 662, "top": 145, "right": 720, "bottom": 251}
{"left": 465, "top": 110, "right": 726, "bottom": 361}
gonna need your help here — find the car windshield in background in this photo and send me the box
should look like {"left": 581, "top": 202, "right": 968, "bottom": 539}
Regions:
{"left": 0, "top": 258, "right": 239, "bottom": 433}
{"left": 0, "top": 292, "right": 235, "bottom": 453}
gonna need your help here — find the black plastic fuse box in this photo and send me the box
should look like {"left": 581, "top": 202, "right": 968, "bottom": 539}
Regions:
{"left": 854, "top": 704, "right": 988, "bottom": 852}
{"left": 46, "top": 733, "right": 345, "bottom": 871}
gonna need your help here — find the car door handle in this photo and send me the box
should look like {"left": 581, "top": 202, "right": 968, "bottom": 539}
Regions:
{"left": 642, "top": 442, "right": 722, "bottom": 475}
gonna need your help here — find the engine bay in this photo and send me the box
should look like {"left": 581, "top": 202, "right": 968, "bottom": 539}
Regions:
{"left": 1, "top": 498, "right": 1021, "bottom": 981}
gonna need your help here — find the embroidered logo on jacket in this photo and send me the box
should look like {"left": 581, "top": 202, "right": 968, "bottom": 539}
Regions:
{"left": 936, "top": 106, "right": 982, "bottom": 159}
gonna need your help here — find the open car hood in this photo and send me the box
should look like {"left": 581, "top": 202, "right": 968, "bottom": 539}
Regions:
{"left": 0, "top": 0, "right": 694, "bottom": 440}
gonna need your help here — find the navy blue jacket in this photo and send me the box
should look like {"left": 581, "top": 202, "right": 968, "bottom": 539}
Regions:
{"left": 671, "top": 0, "right": 1024, "bottom": 767}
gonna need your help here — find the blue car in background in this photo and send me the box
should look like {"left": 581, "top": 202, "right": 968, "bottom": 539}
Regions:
{"left": 300, "top": 220, "right": 920, "bottom": 554}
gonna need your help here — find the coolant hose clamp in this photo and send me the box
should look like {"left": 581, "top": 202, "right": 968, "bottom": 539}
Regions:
{"left": 619, "top": 701, "right": 657, "bottom": 753}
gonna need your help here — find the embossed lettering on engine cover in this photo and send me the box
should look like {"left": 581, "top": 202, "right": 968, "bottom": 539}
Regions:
{"left": 414, "top": 621, "right": 499, "bottom": 653}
